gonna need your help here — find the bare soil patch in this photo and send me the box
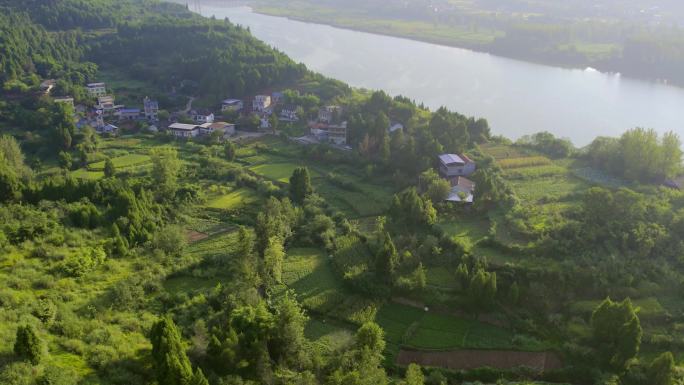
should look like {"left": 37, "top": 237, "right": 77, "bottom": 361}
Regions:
{"left": 397, "top": 349, "right": 562, "bottom": 372}
{"left": 186, "top": 230, "right": 209, "bottom": 243}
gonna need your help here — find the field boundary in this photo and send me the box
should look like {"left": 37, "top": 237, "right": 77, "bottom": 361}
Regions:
{"left": 396, "top": 348, "right": 562, "bottom": 372}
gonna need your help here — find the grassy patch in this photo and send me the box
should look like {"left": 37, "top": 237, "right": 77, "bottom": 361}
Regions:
{"left": 88, "top": 154, "right": 151, "bottom": 171}
{"left": 205, "top": 188, "right": 259, "bottom": 211}
{"left": 249, "top": 162, "right": 319, "bottom": 183}
{"left": 71, "top": 169, "right": 105, "bottom": 180}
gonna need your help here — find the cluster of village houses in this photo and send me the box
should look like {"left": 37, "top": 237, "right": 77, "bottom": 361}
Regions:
{"left": 46, "top": 80, "right": 481, "bottom": 201}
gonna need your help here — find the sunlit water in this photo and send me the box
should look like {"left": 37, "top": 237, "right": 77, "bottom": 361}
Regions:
{"left": 198, "top": 5, "right": 684, "bottom": 146}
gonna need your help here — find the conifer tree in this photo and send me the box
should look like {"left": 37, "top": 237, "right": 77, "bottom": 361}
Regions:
{"left": 14, "top": 324, "right": 44, "bottom": 364}
{"left": 150, "top": 317, "right": 193, "bottom": 385}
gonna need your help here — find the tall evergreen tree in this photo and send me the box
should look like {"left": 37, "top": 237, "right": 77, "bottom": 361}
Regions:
{"left": 150, "top": 317, "right": 193, "bottom": 385}
{"left": 591, "top": 297, "right": 642, "bottom": 370}
{"left": 14, "top": 324, "right": 44, "bottom": 364}
{"left": 648, "top": 351, "right": 675, "bottom": 385}
{"left": 375, "top": 232, "right": 398, "bottom": 282}
{"left": 289, "top": 167, "right": 312, "bottom": 205}
{"left": 103, "top": 158, "right": 116, "bottom": 178}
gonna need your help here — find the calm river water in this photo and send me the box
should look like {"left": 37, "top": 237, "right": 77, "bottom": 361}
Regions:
{"left": 199, "top": 5, "right": 684, "bottom": 146}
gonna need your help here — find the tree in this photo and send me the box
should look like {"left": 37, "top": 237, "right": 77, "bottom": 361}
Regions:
{"left": 103, "top": 158, "right": 116, "bottom": 178}
{"left": 269, "top": 113, "right": 279, "bottom": 133}
{"left": 419, "top": 169, "right": 450, "bottom": 204}
{"left": 224, "top": 141, "right": 236, "bottom": 161}
{"left": 151, "top": 147, "right": 181, "bottom": 200}
{"left": 355, "top": 322, "right": 385, "bottom": 358}
{"left": 262, "top": 236, "right": 285, "bottom": 285}
{"left": 648, "top": 351, "right": 675, "bottom": 385}
{"left": 591, "top": 297, "right": 642, "bottom": 370}
{"left": 150, "top": 317, "right": 193, "bottom": 385}
{"left": 58, "top": 151, "right": 72, "bottom": 170}
{"left": 14, "top": 325, "right": 44, "bottom": 364}
{"left": 403, "top": 363, "right": 424, "bottom": 385}
{"left": 289, "top": 167, "right": 313, "bottom": 205}
{"left": 272, "top": 293, "right": 308, "bottom": 367}
{"left": 190, "top": 367, "right": 209, "bottom": 385}
{"left": 0, "top": 160, "right": 22, "bottom": 203}
{"left": 468, "top": 269, "right": 497, "bottom": 311}
{"left": 375, "top": 232, "right": 398, "bottom": 283}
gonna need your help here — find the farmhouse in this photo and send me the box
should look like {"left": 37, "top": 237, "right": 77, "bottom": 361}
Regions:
{"left": 53, "top": 96, "right": 74, "bottom": 107}
{"left": 253, "top": 95, "right": 272, "bottom": 112}
{"left": 86, "top": 82, "right": 107, "bottom": 98}
{"left": 280, "top": 105, "right": 299, "bottom": 121}
{"left": 169, "top": 122, "right": 200, "bottom": 138}
{"left": 118, "top": 108, "right": 141, "bottom": 121}
{"left": 199, "top": 121, "right": 236, "bottom": 137}
{"left": 143, "top": 97, "right": 159, "bottom": 121}
{"left": 438, "top": 153, "right": 476, "bottom": 179}
{"left": 318, "top": 105, "right": 343, "bottom": 124}
{"left": 221, "top": 98, "right": 243, "bottom": 112}
{"left": 446, "top": 176, "right": 475, "bottom": 203}
{"left": 191, "top": 109, "right": 215, "bottom": 124}
{"left": 96, "top": 95, "right": 117, "bottom": 113}
{"left": 310, "top": 121, "right": 348, "bottom": 145}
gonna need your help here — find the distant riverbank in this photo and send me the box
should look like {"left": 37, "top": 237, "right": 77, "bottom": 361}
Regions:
{"left": 246, "top": 2, "right": 682, "bottom": 88}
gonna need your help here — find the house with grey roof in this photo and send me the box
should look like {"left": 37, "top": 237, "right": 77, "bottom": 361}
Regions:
{"left": 438, "top": 153, "right": 476, "bottom": 179}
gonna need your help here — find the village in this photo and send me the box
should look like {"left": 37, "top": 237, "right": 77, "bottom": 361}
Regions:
{"left": 44, "top": 80, "right": 481, "bottom": 202}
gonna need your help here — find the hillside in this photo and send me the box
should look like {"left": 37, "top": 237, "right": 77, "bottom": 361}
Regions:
{"left": 0, "top": 0, "right": 683, "bottom": 385}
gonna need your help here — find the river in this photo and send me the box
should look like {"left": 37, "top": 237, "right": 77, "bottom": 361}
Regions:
{"left": 197, "top": 5, "right": 684, "bottom": 146}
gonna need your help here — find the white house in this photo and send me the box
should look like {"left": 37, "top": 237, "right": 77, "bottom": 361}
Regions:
{"left": 86, "top": 82, "right": 107, "bottom": 98}
{"left": 318, "top": 105, "right": 343, "bottom": 124}
{"left": 143, "top": 97, "right": 159, "bottom": 121}
{"left": 446, "top": 176, "right": 475, "bottom": 203}
{"left": 199, "top": 122, "right": 236, "bottom": 137}
{"left": 221, "top": 99, "right": 243, "bottom": 112}
{"left": 253, "top": 95, "right": 272, "bottom": 112}
{"left": 40, "top": 79, "right": 56, "bottom": 95}
{"left": 280, "top": 105, "right": 298, "bottom": 121}
{"left": 438, "top": 153, "right": 476, "bottom": 179}
{"left": 169, "top": 123, "right": 200, "bottom": 138}
{"left": 191, "top": 110, "right": 215, "bottom": 124}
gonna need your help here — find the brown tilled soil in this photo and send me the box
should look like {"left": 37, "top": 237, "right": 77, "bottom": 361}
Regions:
{"left": 396, "top": 349, "right": 562, "bottom": 372}
{"left": 186, "top": 230, "right": 209, "bottom": 243}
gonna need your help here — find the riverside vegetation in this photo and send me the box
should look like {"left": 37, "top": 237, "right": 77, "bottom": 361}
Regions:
{"left": 0, "top": 1, "right": 683, "bottom": 385}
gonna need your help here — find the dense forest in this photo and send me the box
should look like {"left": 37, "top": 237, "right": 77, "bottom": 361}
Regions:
{"left": 0, "top": 0, "right": 683, "bottom": 385}
{"left": 250, "top": 0, "right": 684, "bottom": 85}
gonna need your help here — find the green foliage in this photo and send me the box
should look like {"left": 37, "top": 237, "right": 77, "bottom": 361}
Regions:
{"left": 151, "top": 147, "right": 181, "bottom": 200}
{"left": 516, "top": 131, "right": 574, "bottom": 158}
{"left": 103, "top": 158, "right": 116, "bottom": 178}
{"left": 403, "top": 363, "right": 425, "bottom": 385}
{"left": 389, "top": 188, "right": 437, "bottom": 228}
{"left": 289, "top": 167, "right": 313, "bottom": 204}
{"left": 591, "top": 297, "right": 642, "bottom": 370}
{"left": 150, "top": 317, "right": 193, "bottom": 385}
{"left": 468, "top": 268, "right": 497, "bottom": 311}
{"left": 224, "top": 141, "right": 237, "bottom": 161}
{"left": 647, "top": 351, "right": 675, "bottom": 385}
{"left": 13, "top": 324, "right": 44, "bottom": 364}
{"left": 586, "top": 128, "right": 682, "bottom": 182}
{"left": 375, "top": 232, "right": 398, "bottom": 283}
{"left": 419, "top": 169, "right": 451, "bottom": 204}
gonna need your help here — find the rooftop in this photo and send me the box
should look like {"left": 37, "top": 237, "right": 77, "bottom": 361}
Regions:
{"left": 169, "top": 123, "right": 199, "bottom": 131}
{"left": 87, "top": 82, "right": 105, "bottom": 87}
{"left": 222, "top": 99, "right": 242, "bottom": 104}
{"left": 439, "top": 153, "right": 465, "bottom": 165}
{"left": 120, "top": 108, "right": 140, "bottom": 113}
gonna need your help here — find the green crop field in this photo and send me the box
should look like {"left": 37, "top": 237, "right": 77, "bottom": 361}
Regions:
{"left": 88, "top": 154, "right": 151, "bottom": 170}
{"left": 510, "top": 175, "right": 589, "bottom": 202}
{"left": 480, "top": 144, "right": 529, "bottom": 160}
{"left": 205, "top": 188, "right": 259, "bottom": 211}
{"left": 249, "top": 162, "right": 319, "bottom": 183}
{"left": 71, "top": 169, "right": 105, "bottom": 180}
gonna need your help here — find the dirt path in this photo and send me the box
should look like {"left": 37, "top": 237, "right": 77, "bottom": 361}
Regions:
{"left": 397, "top": 349, "right": 562, "bottom": 372}
{"left": 181, "top": 96, "right": 196, "bottom": 114}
